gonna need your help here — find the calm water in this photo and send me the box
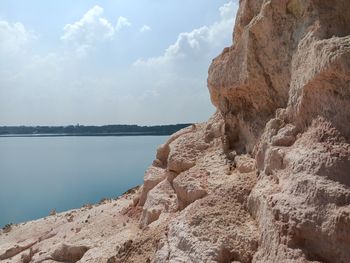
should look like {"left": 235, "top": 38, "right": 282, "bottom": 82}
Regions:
{"left": 0, "top": 136, "right": 166, "bottom": 227}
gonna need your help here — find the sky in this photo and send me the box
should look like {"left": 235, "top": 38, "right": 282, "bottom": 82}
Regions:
{"left": 0, "top": 1, "right": 238, "bottom": 126}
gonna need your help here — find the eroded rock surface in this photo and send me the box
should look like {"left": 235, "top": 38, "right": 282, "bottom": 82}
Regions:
{"left": 139, "top": 166, "right": 167, "bottom": 206}
{"left": 207, "top": 0, "right": 350, "bottom": 262}
{"left": 154, "top": 172, "right": 258, "bottom": 263}
{"left": 173, "top": 167, "right": 208, "bottom": 210}
{"left": 0, "top": 191, "right": 142, "bottom": 263}
{"left": 140, "top": 179, "right": 177, "bottom": 228}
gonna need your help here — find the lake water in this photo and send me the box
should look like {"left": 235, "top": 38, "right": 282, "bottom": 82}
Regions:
{"left": 0, "top": 136, "right": 166, "bottom": 227}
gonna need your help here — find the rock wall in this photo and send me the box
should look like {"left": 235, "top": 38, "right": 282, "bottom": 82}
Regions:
{"left": 137, "top": 0, "right": 350, "bottom": 262}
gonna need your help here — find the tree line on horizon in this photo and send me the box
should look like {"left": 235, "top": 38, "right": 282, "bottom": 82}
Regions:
{"left": 0, "top": 124, "right": 191, "bottom": 136}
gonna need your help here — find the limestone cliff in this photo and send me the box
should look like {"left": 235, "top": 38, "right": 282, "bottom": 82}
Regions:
{"left": 1, "top": 1, "right": 349, "bottom": 262}
{"left": 208, "top": 1, "right": 350, "bottom": 262}
{"left": 138, "top": 0, "right": 350, "bottom": 261}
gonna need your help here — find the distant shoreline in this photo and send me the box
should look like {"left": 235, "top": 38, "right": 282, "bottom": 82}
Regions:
{"left": 0, "top": 123, "right": 191, "bottom": 138}
{"left": 0, "top": 132, "right": 171, "bottom": 138}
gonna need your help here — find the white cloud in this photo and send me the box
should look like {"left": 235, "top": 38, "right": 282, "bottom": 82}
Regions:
{"left": 61, "top": 5, "right": 115, "bottom": 46}
{"left": 128, "top": 1, "right": 238, "bottom": 123}
{"left": 116, "top": 16, "right": 131, "bottom": 31}
{"left": 61, "top": 6, "right": 133, "bottom": 47}
{"left": 0, "top": 20, "right": 37, "bottom": 80}
{"left": 134, "top": 1, "right": 237, "bottom": 67}
{"left": 220, "top": 1, "right": 236, "bottom": 19}
{"left": 139, "top": 25, "right": 151, "bottom": 33}
{"left": 0, "top": 20, "right": 36, "bottom": 55}
{"left": 0, "top": 2, "right": 239, "bottom": 125}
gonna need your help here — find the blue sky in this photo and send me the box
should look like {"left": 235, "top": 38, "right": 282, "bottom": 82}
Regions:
{"left": 0, "top": 1, "right": 238, "bottom": 125}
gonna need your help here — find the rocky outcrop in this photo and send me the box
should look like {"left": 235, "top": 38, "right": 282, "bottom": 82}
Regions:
{"left": 0, "top": 191, "right": 142, "bottom": 263}
{"left": 50, "top": 243, "right": 89, "bottom": 262}
{"left": 139, "top": 179, "right": 177, "bottom": 228}
{"left": 1, "top": 1, "right": 349, "bottom": 262}
{"left": 207, "top": 0, "right": 350, "bottom": 262}
{"left": 172, "top": 167, "right": 208, "bottom": 210}
{"left": 132, "top": 114, "right": 262, "bottom": 262}
{"left": 154, "top": 171, "right": 258, "bottom": 263}
{"left": 139, "top": 166, "right": 167, "bottom": 206}
{"left": 137, "top": 0, "right": 350, "bottom": 262}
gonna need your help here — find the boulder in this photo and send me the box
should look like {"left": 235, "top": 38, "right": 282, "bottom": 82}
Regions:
{"left": 139, "top": 166, "right": 166, "bottom": 206}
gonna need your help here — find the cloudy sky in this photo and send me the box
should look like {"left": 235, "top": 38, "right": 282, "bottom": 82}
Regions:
{"left": 0, "top": 1, "right": 238, "bottom": 126}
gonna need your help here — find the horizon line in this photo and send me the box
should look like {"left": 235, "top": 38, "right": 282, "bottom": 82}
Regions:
{"left": 0, "top": 123, "right": 193, "bottom": 128}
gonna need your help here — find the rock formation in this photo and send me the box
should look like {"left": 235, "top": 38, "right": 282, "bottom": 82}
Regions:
{"left": 1, "top": 0, "right": 349, "bottom": 262}
{"left": 207, "top": 1, "right": 350, "bottom": 262}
